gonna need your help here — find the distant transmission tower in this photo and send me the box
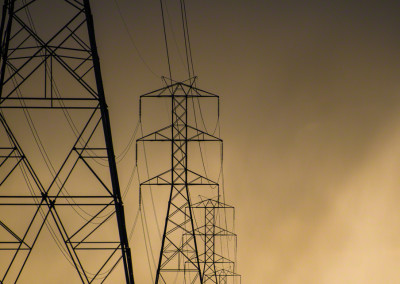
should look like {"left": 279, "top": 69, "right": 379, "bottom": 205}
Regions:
{"left": 138, "top": 81, "right": 220, "bottom": 283}
{"left": 136, "top": 2, "right": 240, "bottom": 282}
{"left": 191, "top": 198, "right": 240, "bottom": 283}
{"left": 0, "top": 1, "right": 134, "bottom": 283}
{"left": 137, "top": 80, "right": 241, "bottom": 284}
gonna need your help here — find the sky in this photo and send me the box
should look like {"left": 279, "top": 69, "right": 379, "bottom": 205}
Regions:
{"left": 2, "top": 0, "right": 400, "bottom": 283}
{"left": 93, "top": 0, "right": 400, "bottom": 283}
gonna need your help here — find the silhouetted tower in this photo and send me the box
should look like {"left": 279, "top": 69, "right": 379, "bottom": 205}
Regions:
{"left": 191, "top": 198, "right": 241, "bottom": 283}
{"left": 0, "top": 0, "right": 134, "bottom": 283}
{"left": 137, "top": 81, "right": 240, "bottom": 283}
{"left": 138, "top": 81, "right": 222, "bottom": 283}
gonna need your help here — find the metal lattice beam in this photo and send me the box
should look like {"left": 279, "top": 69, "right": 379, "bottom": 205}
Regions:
{"left": 0, "top": 0, "right": 134, "bottom": 283}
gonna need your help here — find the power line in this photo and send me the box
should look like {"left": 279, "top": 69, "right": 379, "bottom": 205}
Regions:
{"left": 159, "top": 0, "right": 173, "bottom": 81}
{"left": 112, "top": 0, "right": 160, "bottom": 78}
{"left": 180, "top": 0, "right": 196, "bottom": 80}
{"left": 138, "top": 122, "right": 162, "bottom": 240}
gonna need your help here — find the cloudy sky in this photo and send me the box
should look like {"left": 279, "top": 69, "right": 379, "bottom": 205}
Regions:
{"left": 3, "top": 0, "right": 400, "bottom": 283}
{"left": 91, "top": 0, "right": 400, "bottom": 283}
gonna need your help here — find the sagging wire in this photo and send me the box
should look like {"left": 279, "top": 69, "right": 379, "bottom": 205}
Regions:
{"left": 177, "top": 0, "right": 235, "bottom": 268}
{"left": 20, "top": 1, "right": 112, "bottom": 219}
{"left": 128, "top": 206, "right": 140, "bottom": 241}
{"left": 177, "top": 0, "right": 222, "bottom": 191}
{"left": 180, "top": 0, "right": 195, "bottom": 82}
{"left": 25, "top": 0, "right": 137, "bottom": 169}
{"left": 9, "top": 64, "right": 112, "bottom": 223}
{"left": 163, "top": 0, "right": 187, "bottom": 73}
{"left": 0, "top": 108, "right": 76, "bottom": 273}
{"left": 138, "top": 121, "right": 162, "bottom": 240}
{"left": 12, "top": 91, "right": 121, "bottom": 280}
{"left": 123, "top": 119, "right": 161, "bottom": 281}
{"left": 21, "top": 0, "right": 147, "bottom": 224}
{"left": 9, "top": 68, "right": 116, "bottom": 279}
{"left": 121, "top": 161, "right": 137, "bottom": 201}
{"left": 112, "top": 0, "right": 160, "bottom": 78}
{"left": 140, "top": 197, "right": 158, "bottom": 280}
{"left": 159, "top": 0, "right": 173, "bottom": 82}
{"left": 196, "top": 95, "right": 220, "bottom": 135}
{"left": 1, "top": 115, "right": 76, "bottom": 272}
{"left": 190, "top": 95, "right": 222, "bottom": 190}
{"left": 180, "top": 7, "right": 232, "bottom": 264}
{"left": 181, "top": 1, "right": 235, "bottom": 275}
{"left": 137, "top": 166, "right": 157, "bottom": 283}
{"left": 116, "top": 119, "right": 140, "bottom": 163}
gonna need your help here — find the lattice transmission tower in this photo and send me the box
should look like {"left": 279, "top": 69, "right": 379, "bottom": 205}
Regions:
{"left": 137, "top": 80, "right": 241, "bottom": 284}
{"left": 135, "top": 2, "right": 241, "bottom": 282}
{"left": 0, "top": 0, "right": 134, "bottom": 283}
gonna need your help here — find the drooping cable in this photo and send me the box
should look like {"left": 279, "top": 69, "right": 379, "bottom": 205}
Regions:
{"left": 159, "top": 0, "right": 173, "bottom": 82}
{"left": 180, "top": 0, "right": 196, "bottom": 81}
{"left": 22, "top": 0, "right": 109, "bottom": 217}
{"left": 220, "top": 147, "right": 233, "bottom": 263}
{"left": 25, "top": 0, "right": 113, "bottom": 168}
{"left": 112, "top": 0, "right": 160, "bottom": 78}
{"left": 20, "top": 1, "right": 123, "bottom": 222}
{"left": 10, "top": 70, "right": 115, "bottom": 277}
{"left": 197, "top": 96, "right": 220, "bottom": 135}
{"left": 180, "top": 0, "right": 192, "bottom": 79}
{"left": 190, "top": 96, "right": 222, "bottom": 190}
{"left": 141, "top": 198, "right": 157, "bottom": 270}
{"left": 128, "top": 208, "right": 140, "bottom": 242}
{"left": 18, "top": 161, "right": 76, "bottom": 266}
{"left": 122, "top": 162, "right": 137, "bottom": 200}
{"left": 2, "top": 64, "right": 84, "bottom": 273}
{"left": 164, "top": 1, "right": 187, "bottom": 71}
{"left": 116, "top": 119, "right": 140, "bottom": 163}
{"left": 2, "top": 110, "right": 77, "bottom": 270}
{"left": 139, "top": 121, "right": 162, "bottom": 240}
{"left": 139, "top": 201, "right": 156, "bottom": 283}
{"left": 182, "top": 0, "right": 196, "bottom": 81}
{"left": 178, "top": 0, "right": 224, "bottom": 191}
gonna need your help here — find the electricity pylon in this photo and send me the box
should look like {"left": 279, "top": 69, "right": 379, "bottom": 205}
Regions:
{"left": 0, "top": 0, "right": 134, "bottom": 283}
{"left": 137, "top": 79, "right": 240, "bottom": 283}
{"left": 138, "top": 81, "right": 220, "bottom": 283}
{"left": 190, "top": 198, "right": 241, "bottom": 284}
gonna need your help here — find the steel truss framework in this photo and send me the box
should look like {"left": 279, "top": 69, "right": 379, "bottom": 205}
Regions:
{"left": 0, "top": 0, "right": 134, "bottom": 283}
{"left": 137, "top": 80, "right": 240, "bottom": 283}
{"left": 190, "top": 199, "right": 241, "bottom": 284}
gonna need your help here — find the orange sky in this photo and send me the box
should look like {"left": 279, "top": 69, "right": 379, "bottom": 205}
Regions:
{"left": 93, "top": 1, "right": 400, "bottom": 282}
{"left": 2, "top": 0, "right": 400, "bottom": 283}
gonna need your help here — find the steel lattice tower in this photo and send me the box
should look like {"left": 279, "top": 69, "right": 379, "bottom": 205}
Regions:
{"left": 191, "top": 199, "right": 241, "bottom": 284}
{"left": 0, "top": 0, "right": 134, "bottom": 283}
{"left": 137, "top": 80, "right": 240, "bottom": 283}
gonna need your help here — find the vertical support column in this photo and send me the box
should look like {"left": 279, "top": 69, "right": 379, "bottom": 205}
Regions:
{"left": 83, "top": 1, "right": 134, "bottom": 283}
{"left": 0, "top": 0, "right": 14, "bottom": 100}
